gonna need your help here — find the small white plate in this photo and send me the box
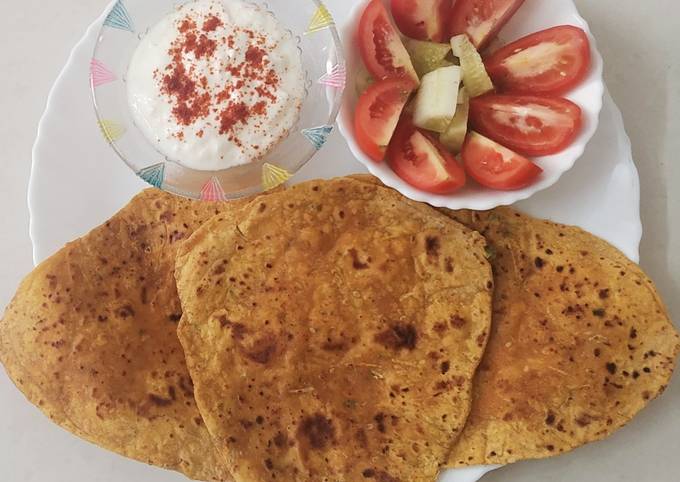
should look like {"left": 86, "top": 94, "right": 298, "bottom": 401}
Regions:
{"left": 337, "top": 0, "right": 605, "bottom": 210}
{"left": 26, "top": 1, "right": 640, "bottom": 481}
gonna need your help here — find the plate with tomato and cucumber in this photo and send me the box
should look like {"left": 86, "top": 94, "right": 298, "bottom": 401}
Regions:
{"left": 337, "top": 0, "right": 604, "bottom": 209}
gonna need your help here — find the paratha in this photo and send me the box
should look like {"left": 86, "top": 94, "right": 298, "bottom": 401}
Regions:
{"left": 176, "top": 178, "right": 494, "bottom": 482}
{"left": 0, "top": 189, "right": 244, "bottom": 481}
{"left": 4, "top": 174, "right": 676, "bottom": 479}
{"left": 442, "top": 208, "right": 680, "bottom": 466}
{"left": 348, "top": 175, "right": 679, "bottom": 466}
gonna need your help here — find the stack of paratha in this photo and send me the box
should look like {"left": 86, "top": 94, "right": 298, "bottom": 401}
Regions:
{"left": 1, "top": 176, "right": 677, "bottom": 481}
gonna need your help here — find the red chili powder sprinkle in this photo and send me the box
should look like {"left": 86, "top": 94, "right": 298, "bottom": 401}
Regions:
{"left": 163, "top": 63, "right": 194, "bottom": 100}
{"left": 174, "top": 94, "right": 211, "bottom": 126}
{"left": 252, "top": 101, "right": 267, "bottom": 116}
{"left": 162, "top": 63, "right": 211, "bottom": 126}
{"left": 255, "top": 84, "right": 277, "bottom": 102}
{"left": 179, "top": 19, "right": 196, "bottom": 33}
{"left": 245, "top": 46, "right": 266, "bottom": 68}
{"left": 216, "top": 88, "right": 230, "bottom": 104}
{"left": 203, "top": 15, "right": 223, "bottom": 32}
{"left": 160, "top": 15, "right": 282, "bottom": 140}
{"left": 182, "top": 32, "right": 217, "bottom": 59}
{"left": 219, "top": 102, "right": 249, "bottom": 135}
{"left": 265, "top": 69, "right": 279, "bottom": 86}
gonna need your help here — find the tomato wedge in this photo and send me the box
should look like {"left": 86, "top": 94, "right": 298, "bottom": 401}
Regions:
{"left": 447, "top": 0, "right": 525, "bottom": 51}
{"left": 391, "top": 0, "right": 450, "bottom": 42}
{"left": 485, "top": 25, "right": 591, "bottom": 95}
{"left": 469, "top": 95, "right": 582, "bottom": 156}
{"left": 388, "top": 116, "right": 466, "bottom": 194}
{"left": 359, "top": 0, "right": 419, "bottom": 84}
{"left": 462, "top": 132, "right": 542, "bottom": 190}
{"left": 354, "top": 78, "right": 414, "bottom": 162}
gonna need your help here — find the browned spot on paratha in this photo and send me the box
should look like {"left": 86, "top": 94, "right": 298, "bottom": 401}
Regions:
{"left": 0, "top": 189, "right": 254, "bottom": 481}
{"left": 176, "top": 178, "right": 493, "bottom": 482}
{"left": 443, "top": 208, "right": 680, "bottom": 466}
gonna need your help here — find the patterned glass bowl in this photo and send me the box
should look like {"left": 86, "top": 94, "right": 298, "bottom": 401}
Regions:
{"left": 91, "top": 0, "right": 345, "bottom": 200}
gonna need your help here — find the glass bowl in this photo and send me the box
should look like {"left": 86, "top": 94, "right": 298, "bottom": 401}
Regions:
{"left": 91, "top": 0, "right": 344, "bottom": 200}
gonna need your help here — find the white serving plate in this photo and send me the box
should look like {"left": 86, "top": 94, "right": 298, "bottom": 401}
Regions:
{"left": 337, "top": 0, "right": 605, "bottom": 211}
{"left": 23, "top": 1, "right": 641, "bottom": 481}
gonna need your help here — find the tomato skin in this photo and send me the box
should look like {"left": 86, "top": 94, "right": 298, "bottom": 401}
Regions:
{"left": 485, "top": 25, "right": 591, "bottom": 95}
{"left": 354, "top": 78, "right": 415, "bottom": 162}
{"left": 462, "top": 132, "right": 542, "bottom": 190}
{"left": 388, "top": 116, "right": 466, "bottom": 194}
{"left": 391, "top": 0, "right": 451, "bottom": 42}
{"left": 358, "top": 0, "right": 419, "bottom": 84}
{"left": 447, "top": 0, "right": 525, "bottom": 50}
{"left": 469, "top": 95, "right": 583, "bottom": 156}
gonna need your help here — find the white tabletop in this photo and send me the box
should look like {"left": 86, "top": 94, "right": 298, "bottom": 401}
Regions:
{"left": 0, "top": 1, "right": 678, "bottom": 481}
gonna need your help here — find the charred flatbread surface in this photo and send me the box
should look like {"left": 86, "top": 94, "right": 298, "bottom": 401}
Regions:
{"left": 444, "top": 208, "right": 679, "bottom": 466}
{"left": 176, "top": 178, "right": 493, "bottom": 482}
{"left": 0, "top": 189, "right": 245, "bottom": 481}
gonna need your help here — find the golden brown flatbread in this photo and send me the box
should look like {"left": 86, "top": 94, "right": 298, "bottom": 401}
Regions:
{"left": 444, "top": 208, "right": 680, "bottom": 466}
{"left": 349, "top": 175, "right": 679, "bottom": 466}
{"left": 176, "top": 178, "right": 494, "bottom": 482}
{"left": 0, "top": 189, "right": 243, "bottom": 481}
{"left": 4, "top": 174, "right": 676, "bottom": 479}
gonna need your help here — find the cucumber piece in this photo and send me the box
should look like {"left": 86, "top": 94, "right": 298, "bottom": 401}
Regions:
{"left": 440, "top": 87, "right": 470, "bottom": 153}
{"left": 413, "top": 66, "right": 462, "bottom": 133}
{"left": 355, "top": 63, "right": 374, "bottom": 95}
{"left": 451, "top": 34, "right": 494, "bottom": 98}
{"left": 404, "top": 38, "right": 455, "bottom": 78}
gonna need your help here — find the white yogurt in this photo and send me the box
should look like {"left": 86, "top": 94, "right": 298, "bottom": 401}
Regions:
{"left": 127, "top": 0, "right": 305, "bottom": 171}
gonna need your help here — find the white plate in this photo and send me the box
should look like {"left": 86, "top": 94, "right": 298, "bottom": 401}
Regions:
{"left": 337, "top": 0, "right": 604, "bottom": 211}
{"left": 26, "top": 1, "right": 641, "bottom": 481}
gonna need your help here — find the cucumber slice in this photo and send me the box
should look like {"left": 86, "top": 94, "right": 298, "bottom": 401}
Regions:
{"left": 413, "top": 66, "right": 462, "bottom": 133}
{"left": 451, "top": 34, "right": 494, "bottom": 98}
{"left": 440, "top": 87, "right": 470, "bottom": 153}
{"left": 355, "top": 63, "right": 374, "bottom": 95}
{"left": 404, "top": 38, "right": 455, "bottom": 78}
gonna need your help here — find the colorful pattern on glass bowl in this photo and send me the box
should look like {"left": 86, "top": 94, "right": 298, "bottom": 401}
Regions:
{"left": 92, "top": 0, "right": 345, "bottom": 200}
